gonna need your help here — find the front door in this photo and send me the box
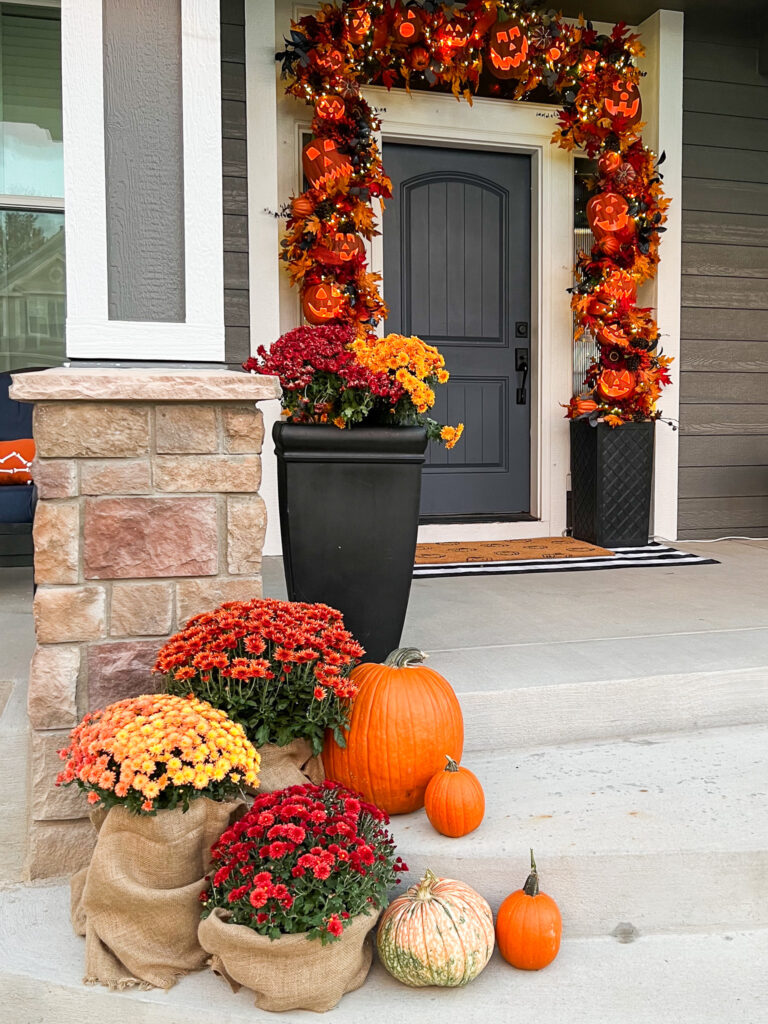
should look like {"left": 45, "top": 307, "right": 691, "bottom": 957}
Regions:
{"left": 383, "top": 142, "right": 531, "bottom": 520}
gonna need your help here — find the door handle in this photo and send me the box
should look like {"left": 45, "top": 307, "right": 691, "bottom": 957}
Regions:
{"left": 515, "top": 348, "right": 528, "bottom": 405}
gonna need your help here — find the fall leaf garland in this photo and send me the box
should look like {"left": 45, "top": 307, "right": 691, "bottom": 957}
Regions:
{"left": 278, "top": 0, "right": 672, "bottom": 424}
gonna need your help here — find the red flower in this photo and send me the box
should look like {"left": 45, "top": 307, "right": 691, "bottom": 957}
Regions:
{"left": 326, "top": 914, "right": 344, "bottom": 937}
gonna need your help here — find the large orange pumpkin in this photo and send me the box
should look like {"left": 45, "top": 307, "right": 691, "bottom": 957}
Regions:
{"left": 424, "top": 756, "right": 485, "bottom": 838}
{"left": 323, "top": 648, "right": 464, "bottom": 815}
{"left": 302, "top": 282, "right": 346, "bottom": 324}
{"left": 302, "top": 138, "right": 353, "bottom": 189}
{"left": 496, "top": 850, "right": 562, "bottom": 970}
{"left": 486, "top": 20, "right": 529, "bottom": 79}
{"left": 597, "top": 367, "right": 636, "bottom": 401}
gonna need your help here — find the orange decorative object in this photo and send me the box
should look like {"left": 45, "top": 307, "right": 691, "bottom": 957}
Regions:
{"left": 302, "top": 282, "right": 346, "bottom": 324}
{"left": 595, "top": 270, "right": 637, "bottom": 305}
{"left": 436, "top": 20, "right": 469, "bottom": 58}
{"left": 0, "top": 438, "right": 35, "bottom": 484}
{"left": 600, "top": 235, "right": 621, "bottom": 257}
{"left": 291, "top": 195, "right": 314, "bottom": 218}
{"left": 572, "top": 395, "right": 598, "bottom": 416}
{"left": 393, "top": 5, "right": 424, "bottom": 44}
{"left": 408, "top": 45, "right": 431, "bottom": 70}
{"left": 302, "top": 138, "right": 353, "bottom": 188}
{"left": 604, "top": 79, "right": 642, "bottom": 126}
{"left": 424, "top": 756, "right": 485, "bottom": 838}
{"left": 311, "top": 48, "right": 343, "bottom": 74}
{"left": 345, "top": 4, "right": 371, "bottom": 44}
{"left": 323, "top": 647, "right": 464, "bottom": 815}
{"left": 496, "top": 851, "right": 562, "bottom": 971}
{"left": 596, "top": 321, "right": 631, "bottom": 347}
{"left": 315, "top": 231, "right": 365, "bottom": 266}
{"left": 598, "top": 151, "right": 622, "bottom": 177}
{"left": 486, "top": 20, "right": 529, "bottom": 79}
{"left": 315, "top": 95, "right": 345, "bottom": 121}
{"left": 597, "top": 367, "right": 636, "bottom": 400}
{"left": 587, "top": 192, "right": 631, "bottom": 242}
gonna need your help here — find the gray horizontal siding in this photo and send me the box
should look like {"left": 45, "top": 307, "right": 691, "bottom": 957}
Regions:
{"left": 221, "top": 0, "right": 249, "bottom": 364}
{"left": 678, "top": 19, "right": 768, "bottom": 538}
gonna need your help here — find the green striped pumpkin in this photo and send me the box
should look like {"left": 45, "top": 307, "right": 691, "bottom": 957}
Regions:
{"left": 376, "top": 870, "right": 494, "bottom": 987}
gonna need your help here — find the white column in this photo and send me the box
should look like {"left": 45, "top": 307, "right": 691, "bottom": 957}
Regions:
{"left": 639, "top": 10, "right": 685, "bottom": 541}
{"left": 245, "top": 0, "right": 282, "bottom": 554}
{"left": 61, "top": 0, "right": 225, "bottom": 361}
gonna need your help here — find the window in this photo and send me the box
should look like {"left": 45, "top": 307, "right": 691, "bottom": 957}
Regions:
{"left": 0, "top": 2, "right": 63, "bottom": 372}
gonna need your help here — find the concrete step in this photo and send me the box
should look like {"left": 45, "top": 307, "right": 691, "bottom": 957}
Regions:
{"left": 455, "top": 666, "right": 768, "bottom": 751}
{"left": 0, "top": 882, "right": 765, "bottom": 1023}
{"left": 388, "top": 724, "right": 768, "bottom": 936}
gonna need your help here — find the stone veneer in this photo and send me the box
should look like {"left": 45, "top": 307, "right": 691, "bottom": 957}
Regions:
{"left": 10, "top": 368, "right": 280, "bottom": 878}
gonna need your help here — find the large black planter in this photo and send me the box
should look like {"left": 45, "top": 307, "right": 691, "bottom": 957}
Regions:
{"left": 273, "top": 423, "right": 427, "bottom": 662}
{"left": 570, "top": 419, "right": 655, "bottom": 548}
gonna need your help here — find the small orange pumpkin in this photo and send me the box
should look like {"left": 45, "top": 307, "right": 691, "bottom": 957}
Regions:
{"left": 315, "top": 231, "right": 365, "bottom": 267}
{"left": 597, "top": 367, "right": 636, "bottom": 401}
{"left": 291, "top": 195, "right": 314, "bottom": 219}
{"left": 572, "top": 395, "right": 598, "bottom": 416}
{"left": 496, "top": 850, "right": 562, "bottom": 970}
{"left": 323, "top": 648, "right": 464, "bottom": 815}
{"left": 487, "top": 20, "right": 529, "bottom": 79}
{"left": 596, "top": 321, "right": 630, "bottom": 348}
{"left": 587, "top": 192, "right": 631, "bottom": 242}
{"left": 393, "top": 5, "right": 424, "bottom": 44}
{"left": 310, "top": 47, "right": 343, "bottom": 75}
{"left": 345, "top": 4, "right": 371, "bottom": 45}
{"left": 604, "top": 79, "right": 642, "bottom": 126}
{"left": 315, "top": 95, "right": 345, "bottom": 121}
{"left": 302, "top": 281, "right": 346, "bottom": 324}
{"left": 424, "top": 755, "right": 485, "bottom": 838}
{"left": 598, "top": 151, "right": 622, "bottom": 177}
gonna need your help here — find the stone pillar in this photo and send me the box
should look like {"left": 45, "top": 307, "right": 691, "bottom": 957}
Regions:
{"left": 10, "top": 367, "right": 280, "bottom": 878}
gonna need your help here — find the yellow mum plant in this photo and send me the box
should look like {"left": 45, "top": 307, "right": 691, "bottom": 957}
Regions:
{"left": 56, "top": 694, "right": 260, "bottom": 815}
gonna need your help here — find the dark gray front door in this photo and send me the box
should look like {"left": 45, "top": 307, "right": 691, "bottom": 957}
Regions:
{"left": 383, "top": 142, "right": 531, "bottom": 520}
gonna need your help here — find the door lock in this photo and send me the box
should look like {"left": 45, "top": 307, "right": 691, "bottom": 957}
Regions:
{"left": 515, "top": 348, "right": 528, "bottom": 405}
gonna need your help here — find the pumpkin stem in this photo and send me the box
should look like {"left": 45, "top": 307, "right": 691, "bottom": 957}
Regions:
{"left": 523, "top": 848, "right": 540, "bottom": 897}
{"left": 444, "top": 755, "right": 459, "bottom": 772}
{"left": 384, "top": 647, "right": 428, "bottom": 668}
{"left": 414, "top": 869, "right": 438, "bottom": 900}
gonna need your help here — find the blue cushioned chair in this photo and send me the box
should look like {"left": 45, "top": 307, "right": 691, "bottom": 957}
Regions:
{"left": 0, "top": 369, "right": 39, "bottom": 566}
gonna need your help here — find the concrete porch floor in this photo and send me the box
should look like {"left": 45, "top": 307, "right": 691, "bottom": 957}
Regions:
{"left": 263, "top": 539, "right": 768, "bottom": 688}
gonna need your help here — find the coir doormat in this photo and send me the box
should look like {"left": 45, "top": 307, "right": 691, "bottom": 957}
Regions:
{"left": 414, "top": 539, "right": 718, "bottom": 578}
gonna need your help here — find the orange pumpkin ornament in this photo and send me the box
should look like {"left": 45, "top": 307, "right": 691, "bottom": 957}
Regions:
{"left": 291, "top": 195, "right": 314, "bottom": 219}
{"left": 587, "top": 192, "right": 631, "bottom": 244}
{"left": 596, "top": 321, "right": 631, "bottom": 348}
{"left": 604, "top": 79, "right": 642, "bottom": 126}
{"left": 572, "top": 395, "right": 598, "bottom": 416}
{"left": 486, "top": 20, "right": 529, "bottom": 79}
{"left": 302, "top": 281, "right": 346, "bottom": 324}
{"left": 345, "top": 4, "right": 371, "bottom": 45}
{"left": 310, "top": 47, "right": 343, "bottom": 75}
{"left": 597, "top": 367, "right": 636, "bottom": 401}
{"left": 598, "top": 150, "right": 622, "bottom": 177}
{"left": 425, "top": 755, "right": 485, "bottom": 838}
{"left": 315, "top": 95, "right": 345, "bottom": 121}
{"left": 496, "top": 850, "right": 562, "bottom": 971}
{"left": 323, "top": 648, "right": 464, "bottom": 815}
{"left": 393, "top": 4, "right": 424, "bottom": 44}
{"left": 302, "top": 138, "right": 353, "bottom": 189}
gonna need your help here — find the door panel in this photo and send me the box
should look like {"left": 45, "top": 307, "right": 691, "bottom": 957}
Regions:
{"left": 383, "top": 142, "right": 531, "bottom": 519}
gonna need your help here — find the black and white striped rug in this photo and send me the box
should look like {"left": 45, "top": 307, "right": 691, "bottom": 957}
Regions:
{"left": 413, "top": 543, "right": 719, "bottom": 579}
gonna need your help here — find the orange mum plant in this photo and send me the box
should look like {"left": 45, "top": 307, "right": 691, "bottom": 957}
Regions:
{"left": 56, "top": 694, "right": 260, "bottom": 815}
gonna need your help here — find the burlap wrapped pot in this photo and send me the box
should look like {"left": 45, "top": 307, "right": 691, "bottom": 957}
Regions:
{"left": 198, "top": 906, "right": 380, "bottom": 1012}
{"left": 256, "top": 737, "right": 324, "bottom": 793}
{"left": 71, "top": 797, "right": 244, "bottom": 990}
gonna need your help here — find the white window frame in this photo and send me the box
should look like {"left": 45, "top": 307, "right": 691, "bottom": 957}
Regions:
{"left": 61, "top": 0, "right": 224, "bottom": 361}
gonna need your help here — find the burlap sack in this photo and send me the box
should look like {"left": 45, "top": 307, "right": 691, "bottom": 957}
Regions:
{"left": 256, "top": 737, "right": 324, "bottom": 793}
{"left": 71, "top": 797, "right": 244, "bottom": 990}
{"left": 198, "top": 907, "right": 380, "bottom": 1012}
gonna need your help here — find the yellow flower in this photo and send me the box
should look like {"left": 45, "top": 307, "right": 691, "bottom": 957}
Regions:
{"left": 440, "top": 423, "right": 465, "bottom": 449}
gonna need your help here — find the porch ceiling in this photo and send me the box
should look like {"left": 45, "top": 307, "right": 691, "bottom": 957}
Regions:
{"left": 559, "top": 0, "right": 765, "bottom": 24}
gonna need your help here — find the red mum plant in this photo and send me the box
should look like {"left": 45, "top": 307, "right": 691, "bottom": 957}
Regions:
{"left": 200, "top": 781, "right": 407, "bottom": 944}
{"left": 154, "top": 599, "right": 364, "bottom": 754}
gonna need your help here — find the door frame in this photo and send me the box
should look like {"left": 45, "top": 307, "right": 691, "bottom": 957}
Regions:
{"left": 366, "top": 87, "right": 574, "bottom": 542}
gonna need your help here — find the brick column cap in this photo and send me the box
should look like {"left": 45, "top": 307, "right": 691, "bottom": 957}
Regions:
{"left": 9, "top": 367, "right": 280, "bottom": 404}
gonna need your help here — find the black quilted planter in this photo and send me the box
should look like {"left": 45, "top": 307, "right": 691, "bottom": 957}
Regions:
{"left": 273, "top": 422, "right": 427, "bottom": 662}
{"left": 570, "top": 419, "right": 655, "bottom": 548}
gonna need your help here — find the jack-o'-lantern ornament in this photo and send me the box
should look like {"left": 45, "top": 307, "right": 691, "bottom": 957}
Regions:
{"left": 315, "top": 95, "right": 345, "bottom": 121}
{"left": 600, "top": 236, "right": 621, "bottom": 257}
{"left": 595, "top": 270, "right": 637, "bottom": 305}
{"left": 597, "top": 367, "right": 636, "bottom": 401}
{"left": 580, "top": 49, "right": 599, "bottom": 75}
{"left": 598, "top": 151, "right": 622, "bottom": 177}
{"left": 436, "top": 20, "right": 469, "bottom": 60}
{"left": 345, "top": 4, "right": 371, "bottom": 45}
{"left": 302, "top": 139, "right": 353, "bottom": 188}
{"left": 315, "top": 231, "right": 365, "bottom": 267}
{"left": 291, "top": 195, "right": 314, "bottom": 219}
{"left": 303, "top": 282, "right": 346, "bottom": 324}
{"left": 604, "top": 79, "right": 642, "bottom": 126}
{"left": 486, "top": 20, "right": 529, "bottom": 79}
{"left": 393, "top": 4, "right": 424, "bottom": 44}
{"left": 596, "top": 321, "right": 631, "bottom": 348}
{"left": 310, "top": 48, "right": 343, "bottom": 75}
{"left": 408, "top": 45, "right": 431, "bottom": 71}
{"left": 587, "top": 192, "right": 631, "bottom": 243}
